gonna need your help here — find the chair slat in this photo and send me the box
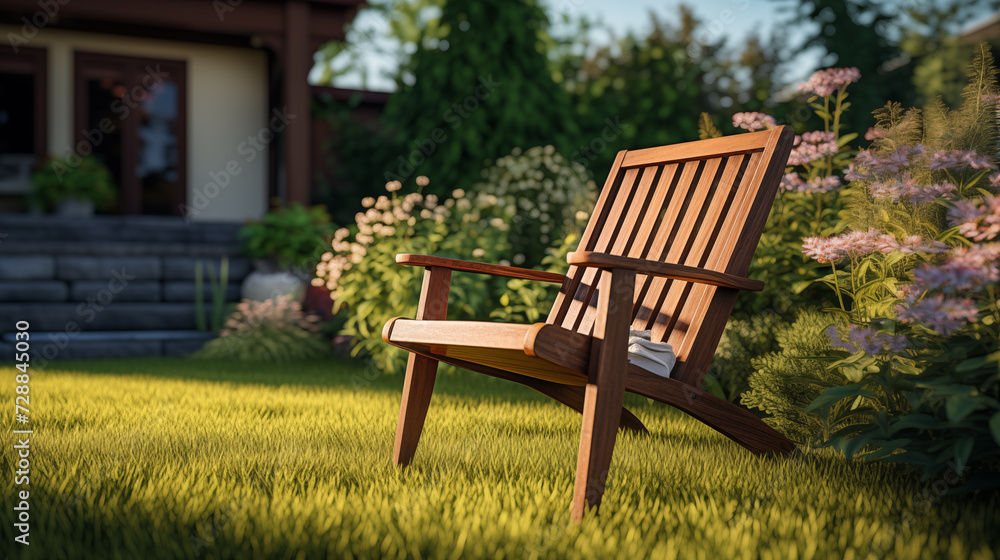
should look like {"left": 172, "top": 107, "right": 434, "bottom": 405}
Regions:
{"left": 548, "top": 151, "right": 628, "bottom": 326}
{"left": 635, "top": 158, "right": 720, "bottom": 339}
{"left": 561, "top": 167, "right": 641, "bottom": 332}
{"left": 576, "top": 165, "right": 662, "bottom": 335}
{"left": 650, "top": 154, "right": 753, "bottom": 345}
{"left": 667, "top": 150, "right": 765, "bottom": 364}
{"left": 628, "top": 160, "right": 700, "bottom": 329}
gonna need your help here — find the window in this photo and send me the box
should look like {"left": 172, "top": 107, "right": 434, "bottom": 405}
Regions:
{"left": 74, "top": 52, "right": 186, "bottom": 215}
{"left": 0, "top": 46, "right": 46, "bottom": 199}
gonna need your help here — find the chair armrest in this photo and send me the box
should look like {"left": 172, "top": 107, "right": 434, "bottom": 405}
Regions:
{"left": 396, "top": 254, "right": 566, "bottom": 284}
{"left": 566, "top": 251, "right": 764, "bottom": 291}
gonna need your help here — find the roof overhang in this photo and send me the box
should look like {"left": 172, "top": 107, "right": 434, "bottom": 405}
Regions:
{"left": 0, "top": 0, "right": 366, "bottom": 52}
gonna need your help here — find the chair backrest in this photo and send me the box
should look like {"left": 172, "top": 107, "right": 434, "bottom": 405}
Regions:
{"left": 546, "top": 126, "right": 794, "bottom": 386}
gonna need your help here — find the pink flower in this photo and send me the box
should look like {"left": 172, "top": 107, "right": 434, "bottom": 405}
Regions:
{"left": 802, "top": 236, "right": 848, "bottom": 263}
{"left": 781, "top": 172, "right": 841, "bottom": 193}
{"left": 895, "top": 236, "right": 949, "bottom": 255}
{"left": 827, "top": 324, "right": 908, "bottom": 356}
{"left": 864, "top": 127, "right": 886, "bottom": 141}
{"left": 948, "top": 195, "right": 1000, "bottom": 241}
{"left": 732, "top": 112, "right": 777, "bottom": 131}
{"left": 896, "top": 293, "right": 979, "bottom": 335}
{"left": 928, "top": 149, "right": 996, "bottom": 171}
{"left": 990, "top": 172, "right": 1000, "bottom": 187}
{"left": 853, "top": 145, "right": 924, "bottom": 175}
{"left": 867, "top": 173, "right": 956, "bottom": 203}
{"left": 799, "top": 67, "right": 861, "bottom": 97}
{"left": 802, "top": 229, "right": 898, "bottom": 263}
{"left": 788, "top": 131, "right": 839, "bottom": 165}
{"left": 912, "top": 244, "right": 1000, "bottom": 293}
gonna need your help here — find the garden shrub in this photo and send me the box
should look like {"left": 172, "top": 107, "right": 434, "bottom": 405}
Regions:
{"left": 315, "top": 180, "right": 515, "bottom": 375}
{"left": 704, "top": 312, "right": 784, "bottom": 402}
{"left": 471, "top": 145, "right": 594, "bottom": 267}
{"left": 193, "top": 296, "right": 329, "bottom": 362}
{"left": 489, "top": 233, "right": 578, "bottom": 325}
{"left": 240, "top": 203, "right": 334, "bottom": 271}
{"left": 741, "top": 309, "right": 839, "bottom": 446}
{"left": 318, "top": 144, "right": 595, "bottom": 376}
{"left": 777, "top": 44, "right": 1000, "bottom": 488}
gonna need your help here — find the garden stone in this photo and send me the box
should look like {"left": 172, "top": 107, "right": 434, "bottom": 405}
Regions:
{"left": 70, "top": 281, "right": 161, "bottom": 302}
{"left": 57, "top": 256, "right": 161, "bottom": 281}
{"left": 0, "top": 281, "right": 68, "bottom": 301}
{"left": 0, "top": 256, "right": 55, "bottom": 280}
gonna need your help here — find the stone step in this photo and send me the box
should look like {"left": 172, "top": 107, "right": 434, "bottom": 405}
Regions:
{"left": 0, "top": 214, "right": 243, "bottom": 245}
{"left": 0, "top": 330, "right": 216, "bottom": 362}
{"left": 0, "top": 240, "right": 241, "bottom": 256}
{"left": 0, "top": 255, "right": 251, "bottom": 281}
{"left": 0, "top": 303, "right": 212, "bottom": 332}
{"left": 0, "top": 280, "right": 243, "bottom": 302}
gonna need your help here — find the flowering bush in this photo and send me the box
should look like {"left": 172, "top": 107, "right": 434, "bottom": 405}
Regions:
{"left": 192, "top": 296, "right": 329, "bottom": 362}
{"left": 785, "top": 45, "right": 1000, "bottom": 488}
{"left": 317, "top": 146, "right": 595, "bottom": 375}
{"left": 315, "top": 178, "right": 516, "bottom": 374}
{"left": 472, "top": 145, "right": 594, "bottom": 267}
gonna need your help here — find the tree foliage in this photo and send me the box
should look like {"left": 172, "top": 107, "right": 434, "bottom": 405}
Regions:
{"left": 378, "top": 0, "right": 579, "bottom": 196}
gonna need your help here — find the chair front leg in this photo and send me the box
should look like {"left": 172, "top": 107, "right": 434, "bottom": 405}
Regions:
{"left": 572, "top": 267, "right": 635, "bottom": 520}
{"left": 393, "top": 266, "right": 451, "bottom": 466}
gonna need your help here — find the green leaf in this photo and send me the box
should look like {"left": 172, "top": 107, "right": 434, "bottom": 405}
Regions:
{"left": 837, "top": 133, "right": 858, "bottom": 147}
{"left": 887, "top": 414, "right": 941, "bottom": 435}
{"left": 945, "top": 395, "right": 981, "bottom": 422}
{"left": 954, "top": 437, "right": 975, "bottom": 473}
{"left": 989, "top": 412, "right": 1000, "bottom": 446}
{"left": 805, "top": 382, "right": 873, "bottom": 412}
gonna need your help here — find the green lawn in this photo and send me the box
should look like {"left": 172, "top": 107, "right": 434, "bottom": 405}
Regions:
{"left": 1, "top": 358, "right": 997, "bottom": 559}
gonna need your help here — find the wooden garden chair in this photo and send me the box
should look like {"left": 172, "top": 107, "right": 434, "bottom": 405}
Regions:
{"left": 382, "top": 126, "right": 796, "bottom": 520}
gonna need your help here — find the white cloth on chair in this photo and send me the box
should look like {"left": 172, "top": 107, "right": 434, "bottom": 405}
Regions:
{"left": 626, "top": 329, "right": 676, "bottom": 378}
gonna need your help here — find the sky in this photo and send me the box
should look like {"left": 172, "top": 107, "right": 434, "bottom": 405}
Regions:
{"left": 312, "top": 0, "right": 998, "bottom": 93}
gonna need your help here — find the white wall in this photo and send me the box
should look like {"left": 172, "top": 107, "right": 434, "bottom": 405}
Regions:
{"left": 0, "top": 25, "right": 269, "bottom": 222}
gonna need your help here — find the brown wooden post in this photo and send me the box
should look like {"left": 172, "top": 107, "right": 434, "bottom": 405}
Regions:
{"left": 283, "top": 0, "right": 311, "bottom": 206}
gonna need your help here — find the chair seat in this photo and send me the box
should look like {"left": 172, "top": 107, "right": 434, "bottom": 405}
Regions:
{"left": 384, "top": 318, "right": 590, "bottom": 385}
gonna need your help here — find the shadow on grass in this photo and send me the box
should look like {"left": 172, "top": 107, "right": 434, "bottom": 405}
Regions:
{"left": 42, "top": 355, "right": 673, "bottom": 418}
{"left": 42, "top": 356, "right": 573, "bottom": 401}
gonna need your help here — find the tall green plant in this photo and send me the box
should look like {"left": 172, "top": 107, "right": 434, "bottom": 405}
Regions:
{"left": 195, "top": 257, "right": 229, "bottom": 333}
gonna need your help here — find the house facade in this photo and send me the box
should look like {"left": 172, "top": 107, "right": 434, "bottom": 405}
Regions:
{"left": 0, "top": 0, "right": 364, "bottom": 222}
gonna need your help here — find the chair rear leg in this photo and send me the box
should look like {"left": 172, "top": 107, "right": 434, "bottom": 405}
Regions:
{"left": 393, "top": 352, "right": 440, "bottom": 466}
